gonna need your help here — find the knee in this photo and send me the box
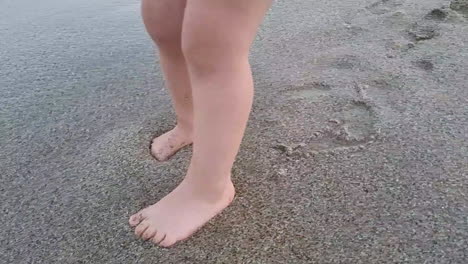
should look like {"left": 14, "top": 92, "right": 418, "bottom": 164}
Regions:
{"left": 145, "top": 24, "right": 182, "bottom": 49}
{"left": 181, "top": 36, "right": 217, "bottom": 73}
{"left": 181, "top": 34, "right": 248, "bottom": 75}
{"left": 141, "top": 1, "right": 183, "bottom": 49}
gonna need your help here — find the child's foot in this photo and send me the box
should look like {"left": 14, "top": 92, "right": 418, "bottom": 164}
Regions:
{"left": 129, "top": 178, "right": 235, "bottom": 247}
{"left": 150, "top": 125, "right": 192, "bottom": 161}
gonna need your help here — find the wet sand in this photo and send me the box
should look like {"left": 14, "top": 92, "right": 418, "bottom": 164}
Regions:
{"left": 1, "top": 0, "right": 467, "bottom": 263}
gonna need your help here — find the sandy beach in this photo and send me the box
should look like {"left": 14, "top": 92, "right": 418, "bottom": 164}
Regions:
{"left": 1, "top": 0, "right": 467, "bottom": 263}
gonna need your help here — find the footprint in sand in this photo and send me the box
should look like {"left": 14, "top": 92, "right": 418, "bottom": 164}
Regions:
{"left": 306, "top": 100, "right": 379, "bottom": 153}
{"left": 287, "top": 81, "right": 332, "bottom": 102}
{"left": 406, "top": 6, "right": 461, "bottom": 42}
{"left": 336, "top": 100, "right": 377, "bottom": 141}
{"left": 366, "top": 0, "right": 405, "bottom": 15}
{"left": 425, "top": 9, "right": 449, "bottom": 21}
{"left": 450, "top": 0, "right": 468, "bottom": 18}
{"left": 363, "top": 77, "right": 411, "bottom": 113}
{"left": 330, "top": 55, "right": 363, "bottom": 70}
{"left": 276, "top": 82, "right": 380, "bottom": 155}
{"left": 407, "top": 23, "right": 439, "bottom": 41}
{"left": 314, "top": 54, "right": 368, "bottom": 72}
{"left": 413, "top": 59, "right": 434, "bottom": 71}
{"left": 384, "top": 7, "right": 453, "bottom": 55}
{"left": 424, "top": 7, "right": 465, "bottom": 23}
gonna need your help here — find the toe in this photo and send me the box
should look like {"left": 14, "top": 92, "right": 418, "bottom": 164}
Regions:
{"left": 150, "top": 146, "right": 168, "bottom": 161}
{"left": 129, "top": 211, "right": 146, "bottom": 227}
{"left": 159, "top": 235, "right": 177, "bottom": 248}
{"left": 134, "top": 220, "right": 150, "bottom": 237}
{"left": 141, "top": 226, "right": 157, "bottom": 241}
{"left": 151, "top": 232, "right": 166, "bottom": 245}
{"left": 154, "top": 153, "right": 168, "bottom": 162}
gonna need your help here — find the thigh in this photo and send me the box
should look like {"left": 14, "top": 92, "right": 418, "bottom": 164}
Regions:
{"left": 141, "top": 0, "right": 187, "bottom": 45}
{"left": 181, "top": 0, "right": 272, "bottom": 58}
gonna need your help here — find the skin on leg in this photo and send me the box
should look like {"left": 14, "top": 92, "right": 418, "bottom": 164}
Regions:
{"left": 141, "top": 0, "right": 193, "bottom": 161}
{"left": 130, "top": 0, "right": 272, "bottom": 247}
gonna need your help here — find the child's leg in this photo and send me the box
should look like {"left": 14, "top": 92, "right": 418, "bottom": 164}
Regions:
{"left": 129, "top": 0, "right": 271, "bottom": 247}
{"left": 142, "top": 0, "right": 193, "bottom": 161}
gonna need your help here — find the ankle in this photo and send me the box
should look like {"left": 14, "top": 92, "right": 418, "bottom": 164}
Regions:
{"left": 174, "top": 122, "right": 193, "bottom": 138}
{"left": 181, "top": 176, "right": 234, "bottom": 202}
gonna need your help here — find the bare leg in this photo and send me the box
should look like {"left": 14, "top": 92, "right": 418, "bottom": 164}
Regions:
{"left": 142, "top": 0, "right": 193, "bottom": 161}
{"left": 130, "top": 0, "right": 272, "bottom": 247}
